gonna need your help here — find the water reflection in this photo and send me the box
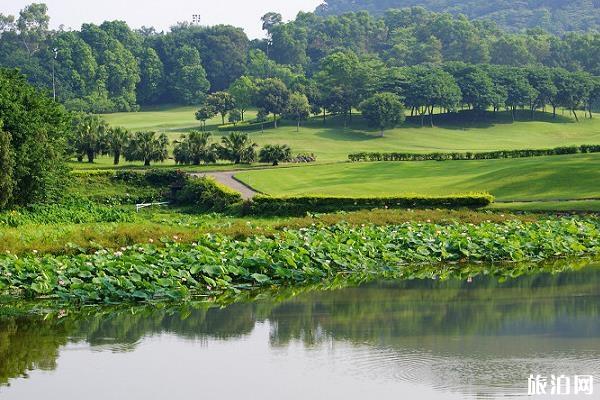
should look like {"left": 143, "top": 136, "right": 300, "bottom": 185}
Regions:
{"left": 1, "top": 263, "right": 599, "bottom": 399}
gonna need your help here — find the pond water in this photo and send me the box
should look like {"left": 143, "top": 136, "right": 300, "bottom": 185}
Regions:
{"left": 1, "top": 262, "right": 599, "bottom": 399}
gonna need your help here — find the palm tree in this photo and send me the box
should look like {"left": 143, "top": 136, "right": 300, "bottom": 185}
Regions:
{"left": 70, "top": 114, "right": 108, "bottom": 163}
{"left": 174, "top": 130, "right": 217, "bottom": 165}
{"left": 259, "top": 144, "right": 291, "bottom": 166}
{"left": 124, "top": 131, "right": 169, "bottom": 166}
{"left": 106, "top": 127, "right": 130, "bottom": 165}
{"left": 219, "top": 132, "right": 257, "bottom": 164}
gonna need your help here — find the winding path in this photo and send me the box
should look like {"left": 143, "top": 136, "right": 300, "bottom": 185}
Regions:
{"left": 190, "top": 171, "right": 258, "bottom": 200}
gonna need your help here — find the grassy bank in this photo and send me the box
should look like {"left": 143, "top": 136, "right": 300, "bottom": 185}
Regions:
{"left": 236, "top": 154, "right": 600, "bottom": 201}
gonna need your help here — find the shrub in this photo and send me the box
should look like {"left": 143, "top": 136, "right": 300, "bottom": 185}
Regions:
{"left": 175, "top": 177, "right": 242, "bottom": 211}
{"left": 348, "top": 145, "right": 600, "bottom": 162}
{"left": 245, "top": 193, "right": 494, "bottom": 216}
{"left": 259, "top": 144, "right": 292, "bottom": 166}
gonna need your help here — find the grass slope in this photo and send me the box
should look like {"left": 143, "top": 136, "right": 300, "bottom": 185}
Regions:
{"left": 235, "top": 154, "right": 600, "bottom": 202}
{"left": 99, "top": 106, "right": 600, "bottom": 163}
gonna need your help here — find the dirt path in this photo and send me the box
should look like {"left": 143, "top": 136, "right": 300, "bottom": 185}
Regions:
{"left": 191, "top": 171, "right": 258, "bottom": 200}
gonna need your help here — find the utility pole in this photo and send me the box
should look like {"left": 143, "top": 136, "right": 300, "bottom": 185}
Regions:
{"left": 52, "top": 47, "right": 58, "bottom": 101}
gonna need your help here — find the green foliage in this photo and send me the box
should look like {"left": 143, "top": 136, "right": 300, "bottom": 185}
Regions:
{"left": 254, "top": 78, "right": 290, "bottom": 128}
{"left": 68, "top": 113, "right": 109, "bottom": 163}
{"left": 247, "top": 193, "right": 494, "bottom": 215}
{"left": 228, "top": 76, "right": 256, "bottom": 121}
{"left": 174, "top": 131, "right": 217, "bottom": 165}
{"left": 0, "top": 197, "right": 134, "bottom": 227}
{"left": 0, "top": 68, "right": 70, "bottom": 209}
{"left": 207, "top": 91, "right": 236, "bottom": 125}
{"left": 169, "top": 46, "right": 210, "bottom": 105}
{"left": 124, "top": 131, "right": 169, "bottom": 166}
{"left": 259, "top": 144, "right": 292, "bottom": 166}
{"left": 348, "top": 145, "right": 600, "bottom": 162}
{"left": 219, "top": 132, "right": 257, "bottom": 164}
{"left": 284, "top": 93, "right": 311, "bottom": 131}
{"left": 175, "top": 177, "right": 242, "bottom": 211}
{"left": 0, "top": 216, "right": 598, "bottom": 302}
{"left": 359, "top": 92, "right": 405, "bottom": 136}
{"left": 316, "top": 1, "right": 599, "bottom": 34}
{"left": 195, "top": 104, "right": 217, "bottom": 131}
{"left": 105, "top": 127, "right": 130, "bottom": 165}
{"left": 0, "top": 127, "right": 14, "bottom": 209}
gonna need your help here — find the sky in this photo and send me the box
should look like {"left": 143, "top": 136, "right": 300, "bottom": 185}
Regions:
{"left": 2, "top": 0, "right": 323, "bottom": 39}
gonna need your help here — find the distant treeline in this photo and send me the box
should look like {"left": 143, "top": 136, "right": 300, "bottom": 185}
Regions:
{"left": 348, "top": 145, "right": 600, "bottom": 162}
{"left": 316, "top": 0, "right": 600, "bottom": 34}
{"left": 0, "top": 4, "right": 599, "bottom": 113}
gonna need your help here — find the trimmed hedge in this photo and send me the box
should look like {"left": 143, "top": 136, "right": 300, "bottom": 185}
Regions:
{"left": 348, "top": 145, "right": 600, "bottom": 162}
{"left": 244, "top": 193, "right": 494, "bottom": 216}
{"left": 175, "top": 177, "right": 242, "bottom": 211}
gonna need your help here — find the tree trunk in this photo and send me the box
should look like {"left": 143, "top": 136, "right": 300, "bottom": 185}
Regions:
{"left": 77, "top": 155, "right": 83, "bottom": 163}
{"left": 144, "top": 159, "right": 150, "bottom": 166}
{"left": 221, "top": 114, "right": 225, "bottom": 125}
{"left": 380, "top": 128, "right": 384, "bottom": 137}
{"left": 552, "top": 105, "right": 557, "bottom": 119}
{"left": 241, "top": 109, "right": 245, "bottom": 121}
{"left": 322, "top": 109, "right": 326, "bottom": 124}
{"left": 297, "top": 120, "right": 300, "bottom": 132}
{"left": 87, "top": 150, "right": 94, "bottom": 163}
{"left": 572, "top": 109, "right": 579, "bottom": 122}
{"left": 273, "top": 115, "right": 278, "bottom": 129}
{"left": 113, "top": 151, "right": 120, "bottom": 165}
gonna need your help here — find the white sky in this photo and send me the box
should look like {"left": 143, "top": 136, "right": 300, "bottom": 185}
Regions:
{"left": 2, "top": 0, "right": 323, "bottom": 39}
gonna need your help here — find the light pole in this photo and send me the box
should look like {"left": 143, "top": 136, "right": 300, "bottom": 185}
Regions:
{"left": 52, "top": 47, "right": 58, "bottom": 101}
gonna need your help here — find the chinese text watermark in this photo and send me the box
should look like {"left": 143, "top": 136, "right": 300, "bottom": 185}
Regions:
{"left": 528, "top": 374, "right": 594, "bottom": 396}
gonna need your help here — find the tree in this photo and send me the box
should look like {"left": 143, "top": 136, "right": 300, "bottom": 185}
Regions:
{"left": 16, "top": 3, "right": 49, "bottom": 55}
{"left": 228, "top": 109, "right": 242, "bottom": 126}
{"left": 70, "top": 114, "right": 108, "bottom": 163}
{"left": 137, "top": 47, "right": 164, "bottom": 104}
{"left": 174, "top": 130, "right": 217, "bottom": 165}
{"left": 526, "top": 66, "right": 557, "bottom": 118}
{"left": 450, "top": 65, "right": 496, "bottom": 113}
{"left": 219, "top": 132, "right": 257, "bottom": 164}
{"left": 255, "top": 78, "right": 290, "bottom": 128}
{"left": 284, "top": 93, "right": 310, "bottom": 132}
{"left": 0, "top": 125, "right": 14, "bottom": 209}
{"left": 195, "top": 104, "right": 217, "bottom": 131}
{"left": 259, "top": 144, "right": 292, "bottom": 166}
{"left": 359, "top": 93, "right": 405, "bottom": 137}
{"left": 0, "top": 68, "right": 70, "bottom": 208}
{"left": 106, "top": 127, "right": 130, "bottom": 165}
{"left": 207, "top": 91, "right": 236, "bottom": 125}
{"left": 124, "top": 131, "right": 169, "bottom": 166}
{"left": 228, "top": 76, "right": 256, "bottom": 121}
{"left": 169, "top": 45, "right": 210, "bottom": 105}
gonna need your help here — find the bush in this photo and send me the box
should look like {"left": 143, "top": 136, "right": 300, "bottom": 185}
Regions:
{"left": 0, "top": 198, "right": 135, "bottom": 227}
{"left": 245, "top": 193, "right": 494, "bottom": 216}
{"left": 175, "top": 177, "right": 242, "bottom": 211}
{"left": 348, "top": 145, "right": 600, "bottom": 162}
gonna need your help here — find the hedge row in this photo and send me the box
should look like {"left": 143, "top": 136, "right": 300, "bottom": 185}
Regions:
{"left": 243, "top": 193, "right": 494, "bottom": 216}
{"left": 348, "top": 145, "right": 600, "bottom": 162}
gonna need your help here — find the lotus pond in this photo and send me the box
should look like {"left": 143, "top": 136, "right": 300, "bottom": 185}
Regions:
{"left": 0, "top": 260, "right": 599, "bottom": 399}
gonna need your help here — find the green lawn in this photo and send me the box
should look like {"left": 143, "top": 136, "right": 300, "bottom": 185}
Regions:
{"left": 98, "top": 106, "right": 600, "bottom": 163}
{"left": 236, "top": 154, "right": 600, "bottom": 202}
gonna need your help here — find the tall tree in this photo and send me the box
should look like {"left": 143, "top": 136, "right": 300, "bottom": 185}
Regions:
{"left": 255, "top": 78, "right": 290, "bottom": 128}
{"left": 195, "top": 104, "right": 217, "bottom": 131}
{"left": 284, "top": 93, "right": 311, "bottom": 132}
{"left": 169, "top": 45, "right": 210, "bottom": 105}
{"left": 0, "top": 124, "right": 14, "bottom": 209}
{"left": 359, "top": 92, "right": 405, "bottom": 137}
{"left": 137, "top": 47, "right": 164, "bottom": 104}
{"left": 219, "top": 132, "right": 257, "bottom": 164}
{"left": 228, "top": 76, "right": 256, "bottom": 121}
{"left": 174, "top": 130, "right": 217, "bottom": 165}
{"left": 106, "top": 127, "right": 130, "bottom": 165}
{"left": 207, "top": 91, "right": 236, "bottom": 125}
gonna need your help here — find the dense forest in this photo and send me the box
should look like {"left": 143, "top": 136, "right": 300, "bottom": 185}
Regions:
{"left": 316, "top": 0, "right": 600, "bottom": 34}
{"left": 0, "top": 3, "right": 598, "bottom": 113}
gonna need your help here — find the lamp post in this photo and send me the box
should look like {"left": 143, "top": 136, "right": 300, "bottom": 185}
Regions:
{"left": 52, "top": 47, "right": 58, "bottom": 101}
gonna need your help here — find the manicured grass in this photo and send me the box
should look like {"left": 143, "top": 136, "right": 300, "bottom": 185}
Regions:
{"left": 236, "top": 153, "right": 600, "bottom": 202}
{"left": 98, "top": 106, "right": 600, "bottom": 163}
